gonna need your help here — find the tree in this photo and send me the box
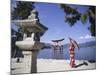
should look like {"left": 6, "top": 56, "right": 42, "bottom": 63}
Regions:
{"left": 12, "top": 1, "right": 34, "bottom": 20}
{"left": 60, "top": 4, "right": 96, "bottom": 36}
{"left": 11, "top": 1, "right": 35, "bottom": 34}
{"left": 11, "top": 1, "right": 35, "bottom": 58}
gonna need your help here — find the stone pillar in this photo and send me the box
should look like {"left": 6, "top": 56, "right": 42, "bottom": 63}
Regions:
{"left": 31, "top": 50, "right": 38, "bottom": 73}
{"left": 22, "top": 51, "right": 32, "bottom": 73}
{"left": 22, "top": 50, "right": 38, "bottom": 73}
{"left": 31, "top": 33, "right": 35, "bottom": 41}
{"left": 23, "top": 33, "right": 27, "bottom": 40}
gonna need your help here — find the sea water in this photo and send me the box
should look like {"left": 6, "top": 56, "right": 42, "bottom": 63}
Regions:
{"left": 37, "top": 46, "right": 96, "bottom": 61}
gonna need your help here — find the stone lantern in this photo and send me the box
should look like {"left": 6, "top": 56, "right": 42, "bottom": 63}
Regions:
{"left": 12, "top": 9, "right": 48, "bottom": 73}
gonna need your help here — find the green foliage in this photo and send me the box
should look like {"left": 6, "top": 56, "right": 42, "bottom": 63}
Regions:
{"left": 81, "top": 13, "right": 88, "bottom": 24}
{"left": 60, "top": 4, "right": 96, "bottom": 37}
{"left": 12, "top": 1, "right": 34, "bottom": 20}
{"left": 61, "top": 4, "right": 81, "bottom": 26}
{"left": 61, "top": 4, "right": 79, "bottom": 15}
{"left": 65, "top": 14, "right": 81, "bottom": 26}
{"left": 88, "top": 24, "right": 95, "bottom": 36}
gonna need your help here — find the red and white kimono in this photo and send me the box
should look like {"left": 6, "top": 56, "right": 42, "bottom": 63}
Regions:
{"left": 69, "top": 43, "right": 75, "bottom": 68}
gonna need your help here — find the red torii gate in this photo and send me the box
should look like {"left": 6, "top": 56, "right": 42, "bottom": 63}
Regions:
{"left": 52, "top": 38, "right": 64, "bottom": 50}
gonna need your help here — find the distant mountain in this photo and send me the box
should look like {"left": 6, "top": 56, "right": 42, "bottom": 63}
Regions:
{"left": 63, "top": 41, "right": 96, "bottom": 48}
{"left": 42, "top": 41, "right": 96, "bottom": 49}
{"left": 79, "top": 41, "right": 96, "bottom": 48}
{"left": 42, "top": 43, "right": 52, "bottom": 49}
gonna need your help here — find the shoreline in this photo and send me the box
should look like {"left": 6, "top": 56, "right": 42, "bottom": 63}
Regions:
{"left": 37, "top": 59, "right": 96, "bottom": 72}
{"left": 11, "top": 58, "right": 96, "bottom": 74}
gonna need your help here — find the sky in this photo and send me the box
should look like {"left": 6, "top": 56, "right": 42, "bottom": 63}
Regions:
{"left": 34, "top": 2, "right": 95, "bottom": 44}
{"left": 11, "top": 1, "right": 96, "bottom": 44}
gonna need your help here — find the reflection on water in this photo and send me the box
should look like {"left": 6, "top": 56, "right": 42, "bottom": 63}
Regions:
{"left": 37, "top": 46, "right": 96, "bottom": 61}
{"left": 53, "top": 49, "right": 63, "bottom": 59}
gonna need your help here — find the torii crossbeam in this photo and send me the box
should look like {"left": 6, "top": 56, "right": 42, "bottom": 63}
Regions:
{"left": 52, "top": 38, "right": 64, "bottom": 50}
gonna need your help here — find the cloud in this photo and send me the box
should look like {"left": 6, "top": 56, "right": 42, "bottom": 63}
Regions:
{"left": 79, "top": 34, "right": 95, "bottom": 39}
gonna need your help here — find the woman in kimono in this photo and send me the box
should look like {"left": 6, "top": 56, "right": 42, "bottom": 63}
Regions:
{"left": 68, "top": 37, "right": 80, "bottom": 68}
